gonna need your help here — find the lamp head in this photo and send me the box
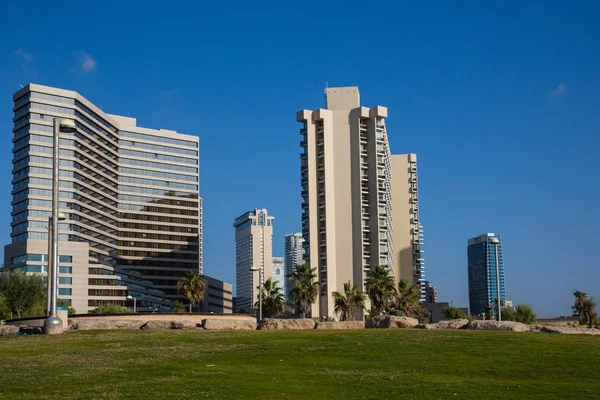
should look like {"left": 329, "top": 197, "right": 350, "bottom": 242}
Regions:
{"left": 490, "top": 238, "right": 500, "bottom": 245}
{"left": 59, "top": 118, "right": 77, "bottom": 133}
{"left": 126, "top": 295, "right": 133, "bottom": 300}
{"left": 249, "top": 267, "right": 259, "bottom": 272}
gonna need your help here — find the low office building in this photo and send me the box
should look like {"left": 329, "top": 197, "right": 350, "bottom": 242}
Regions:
{"left": 200, "top": 275, "right": 233, "bottom": 314}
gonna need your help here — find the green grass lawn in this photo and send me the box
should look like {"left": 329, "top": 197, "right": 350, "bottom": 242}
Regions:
{"left": 0, "top": 329, "right": 598, "bottom": 399}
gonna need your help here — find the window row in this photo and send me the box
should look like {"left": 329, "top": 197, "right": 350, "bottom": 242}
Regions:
{"left": 121, "top": 131, "right": 197, "bottom": 148}
{"left": 30, "top": 102, "right": 75, "bottom": 116}
{"left": 118, "top": 167, "right": 197, "bottom": 182}
{"left": 118, "top": 184, "right": 195, "bottom": 197}
{"left": 121, "top": 157, "right": 197, "bottom": 173}
{"left": 119, "top": 139, "right": 197, "bottom": 157}
{"left": 119, "top": 175, "right": 197, "bottom": 191}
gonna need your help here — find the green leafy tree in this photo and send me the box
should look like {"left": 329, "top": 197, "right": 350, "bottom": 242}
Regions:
{"left": 57, "top": 298, "right": 76, "bottom": 315}
{"left": 443, "top": 306, "right": 467, "bottom": 320}
{"left": 0, "top": 294, "right": 10, "bottom": 320}
{"left": 172, "top": 300, "right": 185, "bottom": 313}
{"left": 484, "top": 306, "right": 493, "bottom": 320}
{"left": 392, "top": 279, "right": 422, "bottom": 317}
{"left": 501, "top": 307, "right": 517, "bottom": 321}
{"left": 176, "top": 272, "right": 207, "bottom": 313}
{"left": 0, "top": 272, "right": 46, "bottom": 319}
{"left": 365, "top": 265, "right": 396, "bottom": 315}
{"left": 89, "top": 303, "right": 129, "bottom": 315}
{"left": 255, "top": 278, "right": 285, "bottom": 318}
{"left": 332, "top": 281, "right": 367, "bottom": 321}
{"left": 572, "top": 291, "right": 597, "bottom": 327}
{"left": 288, "top": 264, "right": 320, "bottom": 318}
{"left": 514, "top": 304, "right": 536, "bottom": 324}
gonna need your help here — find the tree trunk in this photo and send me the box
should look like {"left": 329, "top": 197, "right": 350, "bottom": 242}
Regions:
{"left": 189, "top": 303, "right": 192, "bottom": 313}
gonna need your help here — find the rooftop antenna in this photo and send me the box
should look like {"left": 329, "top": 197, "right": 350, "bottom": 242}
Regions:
{"left": 18, "top": 84, "right": 24, "bottom": 88}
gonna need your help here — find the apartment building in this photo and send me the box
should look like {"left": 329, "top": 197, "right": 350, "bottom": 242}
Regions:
{"left": 296, "top": 86, "right": 423, "bottom": 318}
{"left": 233, "top": 209, "right": 274, "bottom": 312}
{"left": 467, "top": 233, "right": 506, "bottom": 316}
{"left": 272, "top": 256, "right": 284, "bottom": 292}
{"left": 4, "top": 83, "right": 203, "bottom": 313}
{"left": 283, "top": 232, "right": 304, "bottom": 300}
{"left": 424, "top": 281, "right": 438, "bottom": 303}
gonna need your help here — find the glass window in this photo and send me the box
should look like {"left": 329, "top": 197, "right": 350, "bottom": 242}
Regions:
{"left": 59, "top": 266, "right": 72, "bottom": 274}
{"left": 58, "top": 277, "right": 72, "bottom": 285}
{"left": 58, "top": 288, "right": 72, "bottom": 296}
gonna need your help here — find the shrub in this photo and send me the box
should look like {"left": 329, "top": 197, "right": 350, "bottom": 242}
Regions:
{"left": 89, "top": 303, "right": 129, "bottom": 315}
{"left": 514, "top": 304, "right": 536, "bottom": 324}
{"left": 442, "top": 306, "right": 466, "bottom": 320}
{"left": 501, "top": 307, "right": 517, "bottom": 321}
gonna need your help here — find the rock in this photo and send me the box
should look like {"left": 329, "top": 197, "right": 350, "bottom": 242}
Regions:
{"left": 417, "top": 319, "right": 469, "bottom": 330}
{"left": 170, "top": 320, "right": 198, "bottom": 330}
{"left": 595, "top": 325, "right": 600, "bottom": 330}
{"left": 70, "top": 319, "right": 145, "bottom": 331}
{"left": 140, "top": 320, "right": 171, "bottom": 330}
{"left": 437, "top": 319, "right": 470, "bottom": 329}
{"left": 258, "top": 318, "right": 316, "bottom": 330}
{"left": 541, "top": 326, "right": 600, "bottom": 335}
{"left": 0, "top": 325, "right": 20, "bottom": 336}
{"left": 467, "top": 320, "right": 529, "bottom": 332}
{"left": 367, "top": 316, "right": 419, "bottom": 329}
{"left": 315, "top": 321, "right": 365, "bottom": 330}
{"left": 202, "top": 318, "right": 256, "bottom": 330}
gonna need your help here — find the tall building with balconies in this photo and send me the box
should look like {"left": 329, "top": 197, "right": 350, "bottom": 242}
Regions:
{"left": 4, "top": 84, "right": 202, "bottom": 313}
{"left": 390, "top": 154, "right": 425, "bottom": 298}
{"left": 233, "top": 209, "right": 274, "bottom": 312}
{"left": 296, "top": 86, "right": 422, "bottom": 318}
{"left": 283, "top": 232, "right": 304, "bottom": 300}
{"left": 467, "top": 233, "right": 506, "bottom": 316}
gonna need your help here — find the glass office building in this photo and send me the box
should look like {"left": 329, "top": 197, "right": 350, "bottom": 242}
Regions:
{"left": 467, "top": 233, "right": 506, "bottom": 316}
{"left": 4, "top": 84, "right": 203, "bottom": 313}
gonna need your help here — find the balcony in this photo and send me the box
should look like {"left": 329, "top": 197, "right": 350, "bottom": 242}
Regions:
{"left": 300, "top": 139, "right": 307, "bottom": 147}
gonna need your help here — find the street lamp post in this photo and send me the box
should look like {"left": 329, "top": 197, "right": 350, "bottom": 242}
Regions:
{"left": 44, "top": 118, "right": 76, "bottom": 335}
{"left": 46, "top": 213, "right": 66, "bottom": 316}
{"left": 490, "top": 237, "right": 501, "bottom": 322}
{"left": 127, "top": 295, "right": 137, "bottom": 313}
{"left": 250, "top": 266, "right": 262, "bottom": 321}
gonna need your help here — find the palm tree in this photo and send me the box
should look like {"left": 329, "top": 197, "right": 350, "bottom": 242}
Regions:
{"left": 365, "top": 265, "right": 396, "bottom": 315}
{"left": 254, "top": 278, "right": 285, "bottom": 318}
{"left": 392, "top": 279, "right": 422, "bottom": 317}
{"left": 333, "top": 281, "right": 366, "bottom": 321}
{"left": 176, "top": 272, "right": 206, "bottom": 313}
{"left": 171, "top": 300, "right": 185, "bottom": 313}
{"left": 573, "top": 291, "right": 598, "bottom": 327}
{"left": 288, "top": 264, "right": 320, "bottom": 318}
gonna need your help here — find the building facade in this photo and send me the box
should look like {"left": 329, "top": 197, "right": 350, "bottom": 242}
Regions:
{"left": 4, "top": 84, "right": 203, "bottom": 313}
{"left": 283, "top": 232, "right": 304, "bottom": 300}
{"left": 424, "top": 281, "right": 438, "bottom": 303}
{"left": 272, "top": 256, "right": 284, "bottom": 293}
{"left": 233, "top": 209, "right": 274, "bottom": 312}
{"left": 200, "top": 275, "right": 233, "bottom": 314}
{"left": 467, "top": 233, "right": 506, "bottom": 316}
{"left": 296, "top": 86, "right": 423, "bottom": 318}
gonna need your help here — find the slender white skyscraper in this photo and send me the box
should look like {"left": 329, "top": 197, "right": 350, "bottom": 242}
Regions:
{"left": 283, "top": 233, "right": 304, "bottom": 301}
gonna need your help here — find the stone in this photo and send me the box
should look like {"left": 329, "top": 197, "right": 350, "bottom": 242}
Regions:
{"left": 71, "top": 318, "right": 145, "bottom": 331}
{"left": 0, "top": 325, "right": 20, "bottom": 336}
{"left": 417, "top": 323, "right": 439, "bottom": 330}
{"left": 437, "top": 319, "right": 470, "bottom": 329}
{"left": 367, "top": 315, "right": 419, "bottom": 329}
{"left": 541, "top": 326, "right": 600, "bottom": 335}
{"left": 140, "top": 320, "right": 172, "bottom": 330}
{"left": 258, "top": 318, "right": 316, "bottom": 330}
{"left": 202, "top": 318, "right": 256, "bottom": 330}
{"left": 467, "top": 320, "right": 529, "bottom": 332}
{"left": 315, "top": 321, "right": 365, "bottom": 330}
{"left": 170, "top": 320, "right": 198, "bottom": 329}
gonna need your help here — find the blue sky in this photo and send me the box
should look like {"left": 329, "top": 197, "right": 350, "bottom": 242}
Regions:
{"left": 1, "top": 1, "right": 598, "bottom": 317}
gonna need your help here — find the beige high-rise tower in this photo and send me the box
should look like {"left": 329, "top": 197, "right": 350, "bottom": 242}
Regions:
{"left": 233, "top": 209, "right": 274, "bottom": 312}
{"left": 297, "top": 87, "right": 424, "bottom": 319}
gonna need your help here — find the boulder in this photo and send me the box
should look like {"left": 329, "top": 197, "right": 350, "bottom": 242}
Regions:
{"left": 140, "top": 320, "right": 171, "bottom": 330}
{"left": 541, "top": 326, "right": 600, "bottom": 335}
{"left": 70, "top": 318, "right": 145, "bottom": 331}
{"left": 170, "top": 320, "right": 198, "bottom": 330}
{"left": 0, "top": 325, "right": 20, "bottom": 336}
{"left": 315, "top": 321, "right": 365, "bottom": 330}
{"left": 467, "top": 320, "right": 529, "bottom": 332}
{"left": 437, "top": 319, "right": 470, "bottom": 329}
{"left": 258, "top": 318, "right": 316, "bottom": 330}
{"left": 418, "top": 319, "right": 469, "bottom": 330}
{"left": 367, "top": 315, "right": 419, "bottom": 329}
{"left": 202, "top": 318, "right": 256, "bottom": 330}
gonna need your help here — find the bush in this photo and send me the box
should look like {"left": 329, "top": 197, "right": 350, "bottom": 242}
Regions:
{"left": 89, "top": 303, "right": 129, "bottom": 315}
{"left": 501, "top": 308, "right": 517, "bottom": 321}
{"left": 442, "top": 306, "right": 466, "bottom": 320}
{"left": 514, "top": 304, "right": 536, "bottom": 324}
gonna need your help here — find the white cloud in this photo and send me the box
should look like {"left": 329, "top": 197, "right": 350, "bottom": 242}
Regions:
{"left": 75, "top": 50, "right": 97, "bottom": 73}
{"left": 14, "top": 47, "right": 34, "bottom": 62}
{"left": 550, "top": 82, "right": 567, "bottom": 98}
